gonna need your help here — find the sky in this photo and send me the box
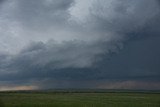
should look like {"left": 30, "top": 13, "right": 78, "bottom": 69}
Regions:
{"left": 0, "top": 0, "right": 160, "bottom": 91}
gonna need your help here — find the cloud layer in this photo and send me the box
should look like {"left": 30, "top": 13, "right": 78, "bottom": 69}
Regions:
{"left": 0, "top": 0, "right": 160, "bottom": 90}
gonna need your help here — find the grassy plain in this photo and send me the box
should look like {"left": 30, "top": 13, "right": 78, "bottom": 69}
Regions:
{"left": 0, "top": 90, "right": 160, "bottom": 107}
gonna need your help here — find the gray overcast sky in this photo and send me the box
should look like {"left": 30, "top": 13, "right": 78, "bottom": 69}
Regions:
{"left": 0, "top": 0, "right": 160, "bottom": 90}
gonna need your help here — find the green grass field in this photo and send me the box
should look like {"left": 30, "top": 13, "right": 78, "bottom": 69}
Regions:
{"left": 0, "top": 91, "right": 160, "bottom": 107}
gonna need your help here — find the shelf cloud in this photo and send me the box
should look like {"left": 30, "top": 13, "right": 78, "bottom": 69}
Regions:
{"left": 0, "top": 0, "right": 160, "bottom": 90}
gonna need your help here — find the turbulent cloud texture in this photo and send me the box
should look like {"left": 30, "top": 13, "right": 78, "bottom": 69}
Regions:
{"left": 0, "top": 0, "right": 160, "bottom": 90}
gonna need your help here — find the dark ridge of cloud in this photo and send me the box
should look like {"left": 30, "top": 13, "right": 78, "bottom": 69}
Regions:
{"left": 0, "top": 36, "right": 160, "bottom": 83}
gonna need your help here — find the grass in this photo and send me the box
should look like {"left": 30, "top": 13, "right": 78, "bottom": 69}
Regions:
{"left": 0, "top": 91, "right": 160, "bottom": 107}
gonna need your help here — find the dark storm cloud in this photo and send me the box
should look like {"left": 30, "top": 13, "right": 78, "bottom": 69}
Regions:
{"left": 0, "top": 0, "right": 160, "bottom": 90}
{"left": 0, "top": 36, "right": 160, "bottom": 89}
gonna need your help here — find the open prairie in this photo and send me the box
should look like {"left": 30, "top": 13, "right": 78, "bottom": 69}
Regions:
{"left": 0, "top": 91, "right": 160, "bottom": 107}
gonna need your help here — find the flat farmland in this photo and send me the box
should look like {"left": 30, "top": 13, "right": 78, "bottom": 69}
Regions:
{"left": 0, "top": 91, "right": 160, "bottom": 107}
